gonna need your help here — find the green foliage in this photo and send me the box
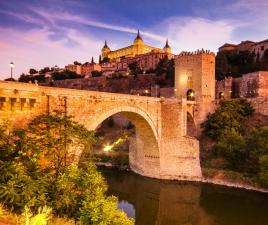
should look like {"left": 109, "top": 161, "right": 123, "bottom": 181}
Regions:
{"left": 201, "top": 99, "right": 253, "bottom": 139}
{"left": 128, "top": 61, "right": 142, "bottom": 77}
{"left": 216, "top": 50, "right": 268, "bottom": 80}
{"left": 52, "top": 71, "right": 82, "bottom": 80}
{"left": 29, "top": 69, "right": 38, "bottom": 75}
{"left": 73, "top": 61, "right": 82, "bottom": 65}
{"left": 215, "top": 130, "right": 246, "bottom": 171}
{"left": 214, "top": 126, "right": 268, "bottom": 181}
{"left": 91, "top": 70, "right": 102, "bottom": 77}
{"left": 0, "top": 112, "right": 133, "bottom": 224}
{"left": 259, "top": 155, "right": 268, "bottom": 187}
{"left": 18, "top": 74, "right": 46, "bottom": 83}
{"left": 100, "top": 57, "right": 110, "bottom": 64}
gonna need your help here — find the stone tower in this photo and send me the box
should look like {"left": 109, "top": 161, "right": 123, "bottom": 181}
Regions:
{"left": 163, "top": 39, "right": 171, "bottom": 54}
{"left": 174, "top": 50, "right": 215, "bottom": 103}
{"left": 101, "top": 40, "right": 111, "bottom": 59}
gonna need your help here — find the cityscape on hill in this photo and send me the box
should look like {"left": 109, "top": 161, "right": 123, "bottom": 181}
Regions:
{"left": 0, "top": 1, "right": 268, "bottom": 225}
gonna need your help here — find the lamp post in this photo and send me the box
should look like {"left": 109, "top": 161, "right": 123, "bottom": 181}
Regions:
{"left": 9, "top": 62, "right": 14, "bottom": 79}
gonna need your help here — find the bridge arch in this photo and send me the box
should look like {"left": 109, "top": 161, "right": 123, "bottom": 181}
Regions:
{"left": 85, "top": 106, "right": 160, "bottom": 178}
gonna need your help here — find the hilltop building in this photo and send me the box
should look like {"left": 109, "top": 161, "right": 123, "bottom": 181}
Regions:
{"left": 101, "top": 30, "right": 172, "bottom": 60}
{"left": 219, "top": 39, "right": 268, "bottom": 58}
{"left": 100, "top": 31, "right": 174, "bottom": 76}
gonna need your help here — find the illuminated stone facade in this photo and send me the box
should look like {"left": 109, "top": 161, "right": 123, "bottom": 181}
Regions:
{"left": 174, "top": 50, "right": 215, "bottom": 103}
{"left": 0, "top": 81, "right": 202, "bottom": 181}
{"left": 101, "top": 30, "right": 172, "bottom": 60}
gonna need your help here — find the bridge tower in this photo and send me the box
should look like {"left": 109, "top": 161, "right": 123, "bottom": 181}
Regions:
{"left": 174, "top": 50, "right": 216, "bottom": 129}
{"left": 174, "top": 50, "right": 215, "bottom": 103}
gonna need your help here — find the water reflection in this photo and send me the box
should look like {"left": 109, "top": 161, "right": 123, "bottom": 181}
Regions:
{"left": 100, "top": 168, "right": 268, "bottom": 225}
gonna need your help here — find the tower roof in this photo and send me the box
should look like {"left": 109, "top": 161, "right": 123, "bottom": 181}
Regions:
{"left": 134, "top": 29, "right": 143, "bottom": 41}
{"left": 133, "top": 29, "right": 144, "bottom": 45}
{"left": 103, "top": 40, "right": 109, "bottom": 49}
{"left": 164, "top": 39, "right": 170, "bottom": 49}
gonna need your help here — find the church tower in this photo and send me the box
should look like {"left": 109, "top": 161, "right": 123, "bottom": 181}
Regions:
{"left": 133, "top": 30, "right": 144, "bottom": 46}
{"left": 163, "top": 39, "right": 171, "bottom": 53}
{"left": 101, "top": 40, "right": 111, "bottom": 59}
{"left": 174, "top": 50, "right": 215, "bottom": 103}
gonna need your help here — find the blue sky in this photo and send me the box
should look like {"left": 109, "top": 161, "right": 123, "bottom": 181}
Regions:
{"left": 0, "top": 0, "right": 267, "bottom": 78}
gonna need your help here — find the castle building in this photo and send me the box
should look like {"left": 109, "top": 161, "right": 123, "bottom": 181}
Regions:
{"left": 174, "top": 50, "right": 215, "bottom": 103}
{"left": 101, "top": 30, "right": 172, "bottom": 60}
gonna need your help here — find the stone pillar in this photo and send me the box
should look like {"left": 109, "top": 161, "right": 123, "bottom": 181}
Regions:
{"left": 159, "top": 99, "right": 202, "bottom": 181}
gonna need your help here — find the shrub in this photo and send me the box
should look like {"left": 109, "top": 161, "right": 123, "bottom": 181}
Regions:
{"left": 201, "top": 99, "right": 253, "bottom": 139}
{"left": 259, "top": 155, "right": 268, "bottom": 187}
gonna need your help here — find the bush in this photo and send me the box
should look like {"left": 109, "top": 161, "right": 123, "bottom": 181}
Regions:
{"left": 214, "top": 130, "right": 246, "bottom": 171}
{"left": 0, "top": 112, "right": 133, "bottom": 224}
{"left": 201, "top": 99, "right": 253, "bottom": 139}
{"left": 259, "top": 155, "right": 268, "bottom": 187}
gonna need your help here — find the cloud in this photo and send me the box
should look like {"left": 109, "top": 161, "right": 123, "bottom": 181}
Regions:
{"left": 32, "top": 8, "right": 165, "bottom": 42}
{"left": 160, "top": 17, "right": 236, "bottom": 53}
{"left": 0, "top": 27, "right": 102, "bottom": 79}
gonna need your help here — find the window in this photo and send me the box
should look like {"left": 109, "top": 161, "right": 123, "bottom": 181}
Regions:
{"left": 20, "top": 98, "right": 26, "bottom": 110}
{"left": 261, "top": 46, "right": 265, "bottom": 51}
{"left": 10, "top": 98, "right": 16, "bottom": 111}
{"left": 29, "top": 99, "right": 36, "bottom": 110}
{"left": 0, "top": 97, "right": 5, "bottom": 110}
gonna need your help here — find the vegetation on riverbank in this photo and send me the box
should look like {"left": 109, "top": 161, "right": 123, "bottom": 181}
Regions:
{"left": 201, "top": 99, "right": 268, "bottom": 188}
{"left": 0, "top": 111, "right": 134, "bottom": 225}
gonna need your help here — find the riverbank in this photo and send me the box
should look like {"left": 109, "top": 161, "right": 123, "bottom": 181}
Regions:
{"left": 96, "top": 163, "right": 268, "bottom": 193}
{"left": 202, "top": 168, "right": 268, "bottom": 193}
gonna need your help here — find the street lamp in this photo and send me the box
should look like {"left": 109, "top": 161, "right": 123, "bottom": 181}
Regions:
{"left": 9, "top": 62, "right": 14, "bottom": 79}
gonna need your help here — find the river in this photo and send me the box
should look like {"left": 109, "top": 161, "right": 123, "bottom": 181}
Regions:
{"left": 99, "top": 167, "right": 268, "bottom": 225}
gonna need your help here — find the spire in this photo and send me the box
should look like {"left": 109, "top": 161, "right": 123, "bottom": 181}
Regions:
{"left": 164, "top": 39, "right": 170, "bottom": 49}
{"left": 104, "top": 40, "right": 108, "bottom": 48}
{"left": 137, "top": 29, "right": 141, "bottom": 39}
{"left": 91, "top": 56, "right": 94, "bottom": 64}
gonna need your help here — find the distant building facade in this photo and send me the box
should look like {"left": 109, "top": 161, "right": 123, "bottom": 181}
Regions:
{"left": 81, "top": 61, "right": 101, "bottom": 78}
{"left": 100, "top": 31, "right": 173, "bottom": 76}
{"left": 219, "top": 39, "right": 268, "bottom": 58}
{"left": 215, "top": 71, "right": 268, "bottom": 99}
{"left": 101, "top": 30, "right": 171, "bottom": 60}
{"left": 65, "top": 64, "right": 82, "bottom": 75}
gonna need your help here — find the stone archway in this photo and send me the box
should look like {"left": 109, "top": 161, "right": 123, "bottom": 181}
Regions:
{"left": 87, "top": 106, "right": 160, "bottom": 178}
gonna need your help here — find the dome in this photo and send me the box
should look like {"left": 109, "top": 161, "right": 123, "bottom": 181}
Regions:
{"left": 133, "top": 30, "right": 144, "bottom": 45}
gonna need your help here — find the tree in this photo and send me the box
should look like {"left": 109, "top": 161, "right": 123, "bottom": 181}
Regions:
{"left": 215, "top": 130, "right": 246, "bottom": 171}
{"left": 91, "top": 70, "right": 102, "bottom": 77}
{"left": 128, "top": 61, "right": 142, "bottom": 77}
{"left": 100, "top": 57, "right": 110, "bottom": 64}
{"left": 52, "top": 71, "right": 82, "bottom": 80}
{"left": 259, "top": 155, "right": 268, "bottom": 187}
{"left": 73, "top": 61, "right": 82, "bottom": 65}
{"left": 215, "top": 50, "right": 260, "bottom": 80}
{"left": 0, "top": 112, "right": 133, "bottom": 224}
{"left": 201, "top": 99, "right": 253, "bottom": 139}
{"left": 29, "top": 69, "right": 38, "bottom": 75}
{"left": 155, "top": 55, "right": 169, "bottom": 75}
{"left": 39, "top": 67, "right": 51, "bottom": 74}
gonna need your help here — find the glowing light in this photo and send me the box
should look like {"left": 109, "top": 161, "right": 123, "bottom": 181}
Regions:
{"left": 9, "top": 62, "right": 14, "bottom": 68}
{"left": 103, "top": 145, "right": 113, "bottom": 152}
{"left": 189, "top": 92, "right": 194, "bottom": 97}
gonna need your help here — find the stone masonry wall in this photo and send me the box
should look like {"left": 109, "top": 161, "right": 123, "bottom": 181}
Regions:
{"left": 0, "top": 81, "right": 202, "bottom": 181}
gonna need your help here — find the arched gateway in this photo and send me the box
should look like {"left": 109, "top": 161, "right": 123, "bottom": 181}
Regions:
{"left": 0, "top": 81, "right": 202, "bottom": 181}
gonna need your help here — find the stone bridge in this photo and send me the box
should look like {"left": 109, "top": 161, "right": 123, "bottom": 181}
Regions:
{"left": 0, "top": 81, "right": 201, "bottom": 181}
